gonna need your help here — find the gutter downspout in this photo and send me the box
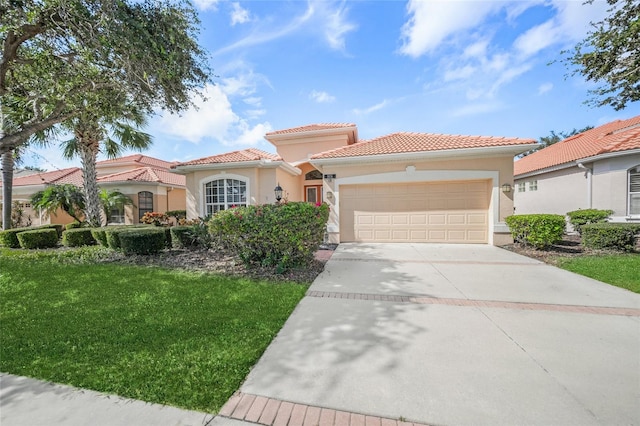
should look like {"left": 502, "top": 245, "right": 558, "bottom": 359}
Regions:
{"left": 577, "top": 162, "right": 592, "bottom": 208}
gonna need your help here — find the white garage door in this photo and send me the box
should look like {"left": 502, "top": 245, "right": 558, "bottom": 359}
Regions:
{"left": 340, "top": 180, "right": 490, "bottom": 243}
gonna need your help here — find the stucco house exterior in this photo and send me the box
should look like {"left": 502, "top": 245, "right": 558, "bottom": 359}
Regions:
{"left": 1, "top": 154, "right": 186, "bottom": 226}
{"left": 173, "top": 124, "right": 535, "bottom": 245}
{"left": 514, "top": 115, "right": 640, "bottom": 224}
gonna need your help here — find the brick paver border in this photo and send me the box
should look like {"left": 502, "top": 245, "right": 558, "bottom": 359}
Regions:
{"left": 306, "top": 291, "right": 640, "bottom": 317}
{"left": 219, "top": 392, "right": 428, "bottom": 426}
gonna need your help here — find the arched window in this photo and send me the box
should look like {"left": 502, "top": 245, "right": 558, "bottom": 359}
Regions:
{"left": 204, "top": 178, "right": 247, "bottom": 215}
{"left": 138, "top": 191, "right": 153, "bottom": 220}
{"left": 305, "top": 170, "right": 323, "bottom": 180}
{"left": 629, "top": 165, "right": 640, "bottom": 216}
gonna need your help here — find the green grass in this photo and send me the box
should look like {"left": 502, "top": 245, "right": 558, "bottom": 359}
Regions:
{"left": 0, "top": 247, "right": 307, "bottom": 412}
{"left": 556, "top": 254, "right": 640, "bottom": 293}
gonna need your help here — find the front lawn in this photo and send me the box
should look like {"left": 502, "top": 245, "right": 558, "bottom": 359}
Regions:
{"left": 0, "top": 247, "right": 307, "bottom": 412}
{"left": 556, "top": 254, "right": 640, "bottom": 293}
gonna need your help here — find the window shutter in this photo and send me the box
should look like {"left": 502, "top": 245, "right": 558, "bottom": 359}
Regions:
{"left": 630, "top": 171, "right": 640, "bottom": 193}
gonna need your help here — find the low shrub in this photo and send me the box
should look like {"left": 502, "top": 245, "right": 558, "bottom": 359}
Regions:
{"left": 91, "top": 228, "right": 108, "bottom": 247}
{"left": 581, "top": 223, "right": 640, "bottom": 252}
{"left": 103, "top": 225, "right": 153, "bottom": 250}
{"left": 170, "top": 225, "right": 194, "bottom": 248}
{"left": 17, "top": 228, "right": 59, "bottom": 249}
{"left": 65, "top": 221, "right": 84, "bottom": 230}
{"left": 505, "top": 214, "right": 565, "bottom": 249}
{"left": 62, "top": 228, "right": 96, "bottom": 247}
{"left": 566, "top": 209, "right": 613, "bottom": 234}
{"left": 140, "top": 212, "right": 170, "bottom": 226}
{"left": 119, "top": 228, "right": 166, "bottom": 255}
{"left": 0, "top": 228, "right": 24, "bottom": 248}
{"left": 209, "top": 202, "right": 330, "bottom": 271}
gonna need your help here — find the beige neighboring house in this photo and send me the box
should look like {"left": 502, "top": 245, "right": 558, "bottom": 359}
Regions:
{"left": 1, "top": 154, "right": 186, "bottom": 226}
{"left": 514, "top": 115, "right": 640, "bottom": 224}
{"left": 173, "top": 124, "right": 535, "bottom": 245}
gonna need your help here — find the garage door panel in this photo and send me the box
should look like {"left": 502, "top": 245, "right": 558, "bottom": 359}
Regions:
{"left": 341, "top": 180, "right": 490, "bottom": 243}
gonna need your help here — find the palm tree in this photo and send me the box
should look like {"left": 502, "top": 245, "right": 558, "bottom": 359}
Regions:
{"left": 60, "top": 94, "right": 152, "bottom": 227}
{"left": 30, "top": 184, "right": 85, "bottom": 223}
{"left": 99, "top": 189, "right": 134, "bottom": 225}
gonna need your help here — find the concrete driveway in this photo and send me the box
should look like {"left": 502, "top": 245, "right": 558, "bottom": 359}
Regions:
{"left": 222, "top": 243, "right": 640, "bottom": 426}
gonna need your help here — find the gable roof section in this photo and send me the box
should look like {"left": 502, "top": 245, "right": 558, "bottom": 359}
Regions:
{"left": 97, "top": 154, "right": 177, "bottom": 169}
{"left": 98, "top": 167, "right": 185, "bottom": 186}
{"left": 266, "top": 123, "right": 356, "bottom": 136}
{"left": 5, "top": 167, "right": 83, "bottom": 187}
{"left": 514, "top": 115, "right": 640, "bottom": 177}
{"left": 174, "top": 148, "right": 281, "bottom": 167}
{"left": 311, "top": 132, "right": 535, "bottom": 159}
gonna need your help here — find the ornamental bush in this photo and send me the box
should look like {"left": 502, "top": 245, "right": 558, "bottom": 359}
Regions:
{"left": 0, "top": 228, "right": 24, "bottom": 248}
{"left": 62, "top": 228, "right": 96, "bottom": 247}
{"left": 170, "top": 225, "right": 195, "bottom": 248}
{"left": 581, "top": 223, "right": 640, "bottom": 252}
{"left": 140, "top": 212, "right": 170, "bottom": 226}
{"left": 566, "top": 209, "right": 613, "bottom": 234}
{"left": 505, "top": 214, "right": 565, "bottom": 249}
{"left": 104, "top": 225, "right": 154, "bottom": 250}
{"left": 65, "top": 221, "right": 84, "bottom": 230}
{"left": 91, "top": 228, "right": 108, "bottom": 247}
{"left": 17, "top": 229, "right": 59, "bottom": 249}
{"left": 119, "top": 228, "right": 166, "bottom": 255}
{"left": 209, "top": 202, "right": 330, "bottom": 271}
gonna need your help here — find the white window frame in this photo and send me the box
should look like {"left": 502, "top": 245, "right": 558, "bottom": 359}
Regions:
{"left": 517, "top": 182, "right": 526, "bottom": 193}
{"left": 529, "top": 180, "right": 538, "bottom": 191}
{"left": 200, "top": 174, "right": 249, "bottom": 217}
{"left": 629, "top": 165, "right": 640, "bottom": 217}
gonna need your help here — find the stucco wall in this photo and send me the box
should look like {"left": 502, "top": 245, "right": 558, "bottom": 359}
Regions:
{"left": 273, "top": 134, "right": 350, "bottom": 164}
{"left": 514, "top": 167, "right": 587, "bottom": 216}
{"left": 592, "top": 155, "right": 640, "bottom": 217}
{"left": 315, "top": 155, "right": 515, "bottom": 245}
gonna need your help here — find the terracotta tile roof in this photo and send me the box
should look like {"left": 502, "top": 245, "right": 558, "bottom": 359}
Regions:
{"left": 4, "top": 167, "right": 83, "bottom": 187}
{"left": 98, "top": 167, "right": 185, "bottom": 186}
{"left": 174, "top": 148, "right": 281, "bottom": 167}
{"left": 514, "top": 115, "right": 640, "bottom": 176}
{"left": 266, "top": 123, "right": 356, "bottom": 136}
{"left": 311, "top": 132, "right": 535, "bottom": 159}
{"left": 97, "top": 154, "right": 177, "bottom": 169}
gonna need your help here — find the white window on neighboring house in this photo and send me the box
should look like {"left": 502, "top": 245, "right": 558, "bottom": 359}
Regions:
{"left": 204, "top": 178, "right": 248, "bottom": 215}
{"left": 629, "top": 165, "right": 640, "bottom": 216}
{"left": 529, "top": 180, "right": 538, "bottom": 191}
{"left": 517, "top": 182, "right": 526, "bottom": 192}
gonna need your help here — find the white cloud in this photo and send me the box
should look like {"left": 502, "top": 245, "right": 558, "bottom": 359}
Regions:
{"left": 193, "top": 0, "right": 219, "bottom": 11}
{"left": 309, "top": 90, "right": 336, "bottom": 103}
{"left": 538, "top": 82, "right": 553, "bottom": 95}
{"left": 514, "top": 19, "right": 560, "bottom": 58}
{"left": 353, "top": 100, "right": 388, "bottom": 115}
{"left": 451, "top": 101, "right": 503, "bottom": 118}
{"left": 230, "top": 2, "right": 250, "bottom": 26}
{"left": 320, "top": 1, "right": 357, "bottom": 51}
{"left": 156, "top": 83, "right": 271, "bottom": 148}
{"left": 399, "top": 0, "right": 500, "bottom": 58}
{"left": 444, "top": 65, "right": 476, "bottom": 82}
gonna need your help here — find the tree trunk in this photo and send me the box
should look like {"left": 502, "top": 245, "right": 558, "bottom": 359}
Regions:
{"left": 1, "top": 150, "right": 13, "bottom": 230}
{"left": 79, "top": 141, "right": 102, "bottom": 227}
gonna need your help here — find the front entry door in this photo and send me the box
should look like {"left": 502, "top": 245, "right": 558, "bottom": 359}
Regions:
{"left": 305, "top": 185, "right": 323, "bottom": 204}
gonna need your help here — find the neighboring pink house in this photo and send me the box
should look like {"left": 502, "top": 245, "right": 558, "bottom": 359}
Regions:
{"left": 514, "top": 116, "right": 640, "bottom": 224}
{"left": 173, "top": 124, "right": 535, "bottom": 245}
{"left": 1, "top": 154, "right": 186, "bottom": 226}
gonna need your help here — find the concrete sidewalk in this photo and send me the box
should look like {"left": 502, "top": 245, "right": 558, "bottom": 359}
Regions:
{"left": 226, "top": 243, "right": 640, "bottom": 426}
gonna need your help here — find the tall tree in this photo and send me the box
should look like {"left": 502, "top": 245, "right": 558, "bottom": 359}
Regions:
{"left": 1, "top": 0, "right": 209, "bottom": 229}
{"left": 563, "top": 0, "right": 640, "bottom": 110}
{"left": 60, "top": 91, "right": 152, "bottom": 227}
{"left": 520, "top": 126, "right": 594, "bottom": 157}
{"left": 30, "top": 183, "right": 85, "bottom": 223}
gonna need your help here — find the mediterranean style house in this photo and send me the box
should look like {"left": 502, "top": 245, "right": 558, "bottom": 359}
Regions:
{"left": 172, "top": 124, "right": 536, "bottom": 245}
{"left": 1, "top": 154, "right": 186, "bottom": 226}
{"left": 514, "top": 115, "right": 640, "bottom": 224}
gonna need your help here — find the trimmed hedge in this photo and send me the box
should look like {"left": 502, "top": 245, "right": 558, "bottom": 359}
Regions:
{"left": 62, "top": 228, "right": 97, "bottom": 247}
{"left": 17, "top": 229, "right": 59, "bottom": 249}
{"left": 209, "top": 202, "right": 330, "bottom": 271}
{"left": 102, "top": 225, "right": 153, "bottom": 250}
{"left": 65, "top": 221, "right": 84, "bottom": 230}
{"left": 91, "top": 228, "right": 108, "bottom": 247}
{"left": 119, "top": 228, "right": 167, "bottom": 255}
{"left": 566, "top": 209, "right": 613, "bottom": 234}
{"left": 0, "top": 228, "right": 24, "bottom": 248}
{"left": 581, "top": 223, "right": 640, "bottom": 252}
{"left": 170, "top": 225, "right": 194, "bottom": 248}
{"left": 505, "top": 214, "right": 565, "bottom": 249}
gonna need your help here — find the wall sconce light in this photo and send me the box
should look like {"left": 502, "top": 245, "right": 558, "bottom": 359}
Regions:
{"left": 501, "top": 183, "right": 512, "bottom": 193}
{"left": 274, "top": 183, "right": 283, "bottom": 202}
{"left": 326, "top": 191, "right": 334, "bottom": 201}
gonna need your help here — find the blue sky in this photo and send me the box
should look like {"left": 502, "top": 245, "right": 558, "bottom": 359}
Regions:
{"left": 30, "top": 0, "right": 640, "bottom": 170}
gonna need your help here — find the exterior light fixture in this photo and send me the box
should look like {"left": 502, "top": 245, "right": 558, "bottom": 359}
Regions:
{"left": 501, "top": 183, "right": 512, "bottom": 193}
{"left": 274, "top": 183, "right": 283, "bottom": 202}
